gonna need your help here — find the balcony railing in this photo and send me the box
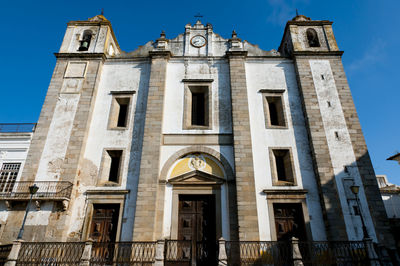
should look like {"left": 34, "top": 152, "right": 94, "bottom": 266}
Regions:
{"left": 0, "top": 181, "right": 73, "bottom": 200}
{"left": 2, "top": 239, "right": 394, "bottom": 265}
{"left": 0, "top": 123, "right": 36, "bottom": 133}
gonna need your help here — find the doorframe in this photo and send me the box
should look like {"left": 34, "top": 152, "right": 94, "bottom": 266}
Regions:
{"left": 81, "top": 190, "right": 128, "bottom": 241}
{"left": 263, "top": 189, "right": 312, "bottom": 241}
{"left": 170, "top": 186, "right": 222, "bottom": 240}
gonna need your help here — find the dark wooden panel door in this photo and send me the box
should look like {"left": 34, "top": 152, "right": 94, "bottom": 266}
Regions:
{"left": 274, "top": 203, "right": 307, "bottom": 241}
{"left": 178, "top": 195, "right": 216, "bottom": 266}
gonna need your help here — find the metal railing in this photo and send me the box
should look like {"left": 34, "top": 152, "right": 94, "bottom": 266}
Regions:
{"left": 90, "top": 242, "right": 156, "bottom": 265}
{"left": 17, "top": 242, "right": 85, "bottom": 265}
{"left": 0, "top": 123, "right": 36, "bottom": 133}
{"left": 299, "top": 241, "right": 369, "bottom": 265}
{"left": 226, "top": 241, "right": 293, "bottom": 266}
{"left": 164, "top": 240, "right": 192, "bottom": 264}
{"left": 0, "top": 244, "right": 12, "bottom": 264}
{"left": 0, "top": 181, "right": 73, "bottom": 200}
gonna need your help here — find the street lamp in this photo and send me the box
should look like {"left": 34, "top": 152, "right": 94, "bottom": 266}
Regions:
{"left": 350, "top": 185, "right": 370, "bottom": 239}
{"left": 17, "top": 184, "right": 39, "bottom": 240}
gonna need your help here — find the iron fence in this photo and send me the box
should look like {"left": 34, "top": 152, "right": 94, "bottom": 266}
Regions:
{"left": 164, "top": 240, "right": 191, "bottom": 265}
{"left": 299, "top": 241, "right": 369, "bottom": 265}
{"left": 16, "top": 242, "right": 85, "bottom": 265}
{"left": 225, "top": 241, "right": 293, "bottom": 266}
{"left": 0, "top": 123, "right": 36, "bottom": 133}
{"left": 0, "top": 181, "right": 73, "bottom": 200}
{"left": 0, "top": 244, "right": 12, "bottom": 265}
{"left": 90, "top": 242, "right": 156, "bottom": 265}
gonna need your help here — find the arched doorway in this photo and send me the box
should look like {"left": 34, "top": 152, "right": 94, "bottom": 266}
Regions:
{"left": 164, "top": 153, "right": 228, "bottom": 265}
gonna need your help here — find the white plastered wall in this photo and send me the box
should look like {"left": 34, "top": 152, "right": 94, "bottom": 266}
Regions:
{"left": 309, "top": 59, "right": 377, "bottom": 241}
{"left": 66, "top": 62, "right": 150, "bottom": 238}
{"left": 245, "top": 59, "right": 327, "bottom": 241}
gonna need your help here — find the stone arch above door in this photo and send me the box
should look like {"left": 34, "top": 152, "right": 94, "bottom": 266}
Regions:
{"left": 159, "top": 146, "right": 234, "bottom": 182}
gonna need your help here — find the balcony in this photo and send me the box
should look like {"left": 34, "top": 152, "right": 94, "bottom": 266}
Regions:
{"left": 0, "top": 123, "right": 36, "bottom": 133}
{"left": 0, "top": 181, "right": 73, "bottom": 210}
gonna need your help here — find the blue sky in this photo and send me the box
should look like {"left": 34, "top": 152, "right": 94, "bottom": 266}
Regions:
{"left": 1, "top": 0, "right": 399, "bottom": 183}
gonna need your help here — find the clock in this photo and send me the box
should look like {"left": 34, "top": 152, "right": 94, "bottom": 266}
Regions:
{"left": 191, "top": 35, "right": 207, "bottom": 48}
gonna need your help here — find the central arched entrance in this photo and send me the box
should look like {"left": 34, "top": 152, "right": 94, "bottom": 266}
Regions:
{"left": 164, "top": 153, "right": 228, "bottom": 265}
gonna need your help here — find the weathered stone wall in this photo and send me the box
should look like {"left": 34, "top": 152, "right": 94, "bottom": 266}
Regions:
{"left": 293, "top": 56, "right": 348, "bottom": 241}
{"left": 132, "top": 52, "right": 169, "bottom": 241}
{"left": 329, "top": 57, "right": 395, "bottom": 247}
{"left": 228, "top": 52, "right": 259, "bottom": 241}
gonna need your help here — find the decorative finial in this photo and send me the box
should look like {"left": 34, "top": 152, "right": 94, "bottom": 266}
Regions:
{"left": 296, "top": 9, "right": 299, "bottom": 16}
{"left": 101, "top": 8, "right": 104, "bottom": 15}
{"left": 160, "top": 30, "right": 166, "bottom": 38}
{"left": 232, "top": 30, "right": 237, "bottom": 39}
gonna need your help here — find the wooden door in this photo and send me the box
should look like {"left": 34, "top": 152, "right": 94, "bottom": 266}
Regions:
{"left": 178, "top": 195, "right": 216, "bottom": 265}
{"left": 274, "top": 203, "right": 306, "bottom": 241}
{"left": 89, "top": 204, "right": 120, "bottom": 262}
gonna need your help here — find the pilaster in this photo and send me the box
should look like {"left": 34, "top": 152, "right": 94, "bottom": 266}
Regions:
{"left": 132, "top": 51, "right": 170, "bottom": 241}
{"left": 293, "top": 55, "right": 348, "bottom": 241}
{"left": 227, "top": 51, "right": 259, "bottom": 241}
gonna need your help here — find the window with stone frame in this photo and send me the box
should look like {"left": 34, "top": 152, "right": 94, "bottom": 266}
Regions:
{"left": 262, "top": 90, "right": 287, "bottom": 129}
{"left": 108, "top": 93, "right": 134, "bottom": 130}
{"left": 270, "top": 149, "right": 296, "bottom": 186}
{"left": 98, "top": 150, "right": 123, "bottom": 185}
{"left": 183, "top": 84, "right": 212, "bottom": 129}
{"left": 0, "top": 163, "right": 21, "bottom": 193}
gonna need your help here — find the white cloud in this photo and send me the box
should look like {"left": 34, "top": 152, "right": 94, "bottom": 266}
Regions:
{"left": 347, "top": 39, "right": 386, "bottom": 72}
{"left": 266, "top": 0, "right": 310, "bottom": 25}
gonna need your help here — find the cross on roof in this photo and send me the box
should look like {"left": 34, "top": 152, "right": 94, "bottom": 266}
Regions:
{"left": 194, "top": 13, "right": 203, "bottom": 19}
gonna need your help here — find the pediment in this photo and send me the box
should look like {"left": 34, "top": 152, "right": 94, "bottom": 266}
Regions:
{"left": 168, "top": 170, "right": 224, "bottom": 185}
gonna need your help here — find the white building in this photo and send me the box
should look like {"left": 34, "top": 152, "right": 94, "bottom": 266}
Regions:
{"left": 0, "top": 13, "right": 397, "bottom": 264}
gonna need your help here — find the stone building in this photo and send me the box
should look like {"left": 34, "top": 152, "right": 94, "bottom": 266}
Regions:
{"left": 0, "top": 13, "right": 397, "bottom": 263}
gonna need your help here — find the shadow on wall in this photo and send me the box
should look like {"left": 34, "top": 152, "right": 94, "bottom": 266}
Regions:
{"left": 120, "top": 63, "right": 151, "bottom": 241}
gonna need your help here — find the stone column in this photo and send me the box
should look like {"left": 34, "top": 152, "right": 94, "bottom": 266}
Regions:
{"left": 132, "top": 51, "right": 170, "bottom": 241}
{"left": 218, "top": 237, "right": 228, "bottom": 266}
{"left": 293, "top": 55, "right": 348, "bottom": 241}
{"left": 227, "top": 51, "right": 259, "bottom": 241}
{"left": 154, "top": 239, "right": 165, "bottom": 266}
{"left": 4, "top": 240, "right": 23, "bottom": 266}
{"left": 79, "top": 240, "right": 93, "bottom": 266}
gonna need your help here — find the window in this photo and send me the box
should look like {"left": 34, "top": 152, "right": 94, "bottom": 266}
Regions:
{"left": 0, "top": 163, "right": 20, "bottom": 193}
{"left": 79, "top": 30, "right": 92, "bottom": 51}
{"left": 270, "top": 149, "right": 295, "bottom": 186}
{"left": 108, "top": 93, "right": 134, "bottom": 129}
{"left": 261, "top": 90, "right": 287, "bottom": 128}
{"left": 99, "top": 150, "right": 123, "bottom": 185}
{"left": 306, "top": 28, "right": 320, "bottom": 47}
{"left": 184, "top": 84, "right": 211, "bottom": 129}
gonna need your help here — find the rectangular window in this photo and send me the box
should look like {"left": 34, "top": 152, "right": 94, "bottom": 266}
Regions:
{"left": 108, "top": 92, "right": 134, "bottom": 130}
{"left": 265, "top": 95, "right": 286, "bottom": 127}
{"left": 191, "top": 92, "right": 206, "bottom": 126}
{"left": 99, "top": 150, "right": 123, "bottom": 185}
{"left": 0, "top": 163, "right": 20, "bottom": 193}
{"left": 270, "top": 149, "right": 295, "bottom": 186}
{"left": 184, "top": 84, "right": 211, "bottom": 129}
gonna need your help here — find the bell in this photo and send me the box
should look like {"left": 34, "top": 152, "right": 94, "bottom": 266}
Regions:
{"left": 79, "top": 41, "right": 89, "bottom": 51}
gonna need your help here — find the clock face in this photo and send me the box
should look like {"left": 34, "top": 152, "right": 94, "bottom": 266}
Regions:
{"left": 191, "top": 35, "right": 207, "bottom": 48}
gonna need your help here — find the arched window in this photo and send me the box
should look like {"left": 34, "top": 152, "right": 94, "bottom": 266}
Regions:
{"left": 79, "top": 30, "right": 92, "bottom": 51}
{"left": 306, "top": 28, "right": 320, "bottom": 47}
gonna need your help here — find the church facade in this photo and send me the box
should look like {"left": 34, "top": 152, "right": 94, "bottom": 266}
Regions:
{"left": 0, "top": 13, "right": 396, "bottom": 259}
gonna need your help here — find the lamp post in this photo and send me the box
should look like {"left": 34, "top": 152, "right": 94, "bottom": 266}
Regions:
{"left": 350, "top": 185, "right": 370, "bottom": 239}
{"left": 17, "top": 184, "right": 39, "bottom": 240}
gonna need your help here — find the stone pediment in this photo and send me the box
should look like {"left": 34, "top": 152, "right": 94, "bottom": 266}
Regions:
{"left": 167, "top": 170, "right": 224, "bottom": 186}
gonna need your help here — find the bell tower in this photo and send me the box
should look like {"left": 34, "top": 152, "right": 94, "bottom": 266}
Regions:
{"left": 278, "top": 14, "right": 394, "bottom": 249}
{"left": 59, "top": 14, "right": 120, "bottom": 56}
